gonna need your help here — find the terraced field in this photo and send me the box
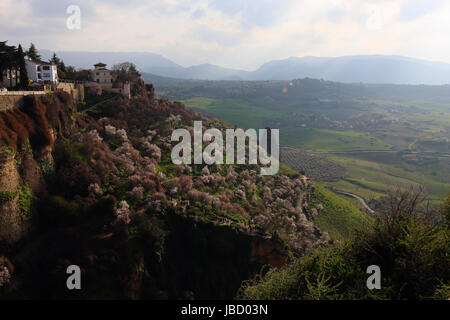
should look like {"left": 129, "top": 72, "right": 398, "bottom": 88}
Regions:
{"left": 280, "top": 148, "right": 347, "bottom": 181}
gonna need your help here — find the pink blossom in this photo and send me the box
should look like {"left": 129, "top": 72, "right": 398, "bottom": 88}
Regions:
{"left": 128, "top": 186, "right": 145, "bottom": 201}
{"left": 115, "top": 200, "right": 131, "bottom": 225}
{"left": 116, "top": 129, "right": 129, "bottom": 142}
{"left": 105, "top": 125, "right": 117, "bottom": 137}
{"left": 87, "top": 130, "right": 103, "bottom": 143}
{"left": 0, "top": 264, "right": 11, "bottom": 288}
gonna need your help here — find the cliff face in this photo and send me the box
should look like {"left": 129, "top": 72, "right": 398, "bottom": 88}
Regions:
{"left": 0, "top": 150, "right": 22, "bottom": 243}
{"left": 0, "top": 93, "right": 74, "bottom": 245}
{"left": 0, "top": 87, "right": 330, "bottom": 299}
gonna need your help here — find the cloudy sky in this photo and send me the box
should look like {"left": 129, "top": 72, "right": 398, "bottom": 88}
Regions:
{"left": 1, "top": 0, "right": 450, "bottom": 70}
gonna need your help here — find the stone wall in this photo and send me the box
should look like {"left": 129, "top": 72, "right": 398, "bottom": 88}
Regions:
{"left": 0, "top": 92, "right": 46, "bottom": 111}
{"left": 56, "top": 82, "right": 85, "bottom": 102}
{"left": 0, "top": 95, "right": 24, "bottom": 111}
{"left": 0, "top": 83, "right": 85, "bottom": 112}
{"left": 0, "top": 91, "right": 45, "bottom": 96}
{"left": 103, "top": 82, "right": 131, "bottom": 99}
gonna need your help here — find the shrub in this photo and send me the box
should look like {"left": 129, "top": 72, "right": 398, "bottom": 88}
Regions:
{"left": 0, "top": 191, "right": 17, "bottom": 205}
{"left": 17, "top": 184, "right": 34, "bottom": 222}
{"left": 238, "top": 187, "right": 450, "bottom": 300}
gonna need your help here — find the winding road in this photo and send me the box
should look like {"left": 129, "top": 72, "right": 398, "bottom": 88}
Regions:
{"left": 333, "top": 190, "right": 375, "bottom": 214}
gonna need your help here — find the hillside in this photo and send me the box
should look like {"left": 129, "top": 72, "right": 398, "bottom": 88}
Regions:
{"left": 155, "top": 78, "right": 450, "bottom": 204}
{"left": 0, "top": 81, "right": 367, "bottom": 299}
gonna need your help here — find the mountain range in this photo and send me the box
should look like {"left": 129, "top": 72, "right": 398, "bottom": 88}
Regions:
{"left": 40, "top": 49, "right": 450, "bottom": 85}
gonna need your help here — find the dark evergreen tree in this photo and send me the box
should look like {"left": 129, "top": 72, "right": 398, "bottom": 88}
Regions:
{"left": 50, "top": 52, "right": 67, "bottom": 78}
{"left": 49, "top": 52, "right": 60, "bottom": 66}
{"left": 0, "top": 41, "right": 18, "bottom": 88}
{"left": 59, "top": 60, "right": 66, "bottom": 73}
{"left": 27, "top": 42, "right": 40, "bottom": 60}
{"left": 0, "top": 41, "right": 9, "bottom": 85}
{"left": 17, "top": 44, "right": 29, "bottom": 89}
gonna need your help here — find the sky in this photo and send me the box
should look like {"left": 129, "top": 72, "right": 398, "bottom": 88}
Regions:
{"left": 1, "top": 0, "right": 450, "bottom": 70}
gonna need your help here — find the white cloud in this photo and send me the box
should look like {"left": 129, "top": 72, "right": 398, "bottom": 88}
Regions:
{"left": 2, "top": 0, "right": 450, "bottom": 69}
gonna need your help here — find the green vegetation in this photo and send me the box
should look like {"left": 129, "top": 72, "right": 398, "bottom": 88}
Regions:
{"left": 0, "top": 190, "right": 17, "bottom": 205}
{"left": 17, "top": 184, "right": 34, "bottom": 222}
{"left": 281, "top": 128, "right": 391, "bottom": 151}
{"left": 326, "top": 154, "right": 450, "bottom": 201}
{"left": 324, "top": 179, "right": 385, "bottom": 200}
{"left": 157, "top": 79, "right": 450, "bottom": 204}
{"left": 6, "top": 146, "right": 15, "bottom": 156}
{"left": 183, "top": 97, "right": 276, "bottom": 129}
{"left": 81, "top": 91, "right": 118, "bottom": 115}
{"left": 156, "top": 162, "right": 183, "bottom": 178}
{"left": 278, "top": 162, "right": 301, "bottom": 178}
{"left": 0, "top": 184, "right": 34, "bottom": 222}
{"left": 310, "top": 183, "right": 370, "bottom": 241}
{"left": 0, "top": 41, "right": 30, "bottom": 90}
{"left": 238, "top": 189, "right": 450, "bottom": 300}
{"left": 63, "top": 140, "right": 92, "bottom": 164}
{"left": 24, "top": 139, "right": 33, "bottom": 155}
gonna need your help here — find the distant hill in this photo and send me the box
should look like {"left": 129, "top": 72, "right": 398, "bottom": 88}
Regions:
{"left": 248, "top": 55, "right": 450, "bottom": 84}
{"left": 146, "top": 55, "right": 450, "bottom": 85}
{"left": 40, "top": 49, "right": 181, "bottom": 70}
{"left": 140, "top": 72, "right": 189, "bottom": 84}
{"left": 41, "top": 50, "right": 450, "bottom": 84}
{"left": 147, "top": 63, "right": 251, "bottom": 81}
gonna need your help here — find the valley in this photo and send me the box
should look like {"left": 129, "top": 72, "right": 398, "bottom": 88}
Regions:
{"left": 153, "top": 78, "right": 450, "bottom": 204}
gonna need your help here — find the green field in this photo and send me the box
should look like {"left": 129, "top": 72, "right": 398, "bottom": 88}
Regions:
{"left": 281, "top": 128, "right": 392, "bottom": 151}
{"left": 184, "top": 98, "right": 393, "bottom": 152}
{"left": 323, "top": 179, "right": 386, "bottom": 200}
{"left": 183, "top": 97, "right": 275, "bottom": 129}
{"left": 182, "top": 96, "right": 449, "bottom": 203}
{"left": 310, "top": 183, "right": 371, "bottom": 241}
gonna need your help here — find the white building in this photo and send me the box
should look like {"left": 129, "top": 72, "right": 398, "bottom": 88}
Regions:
{"left": 25, "top": 58, "right": 58, "bottom": 84}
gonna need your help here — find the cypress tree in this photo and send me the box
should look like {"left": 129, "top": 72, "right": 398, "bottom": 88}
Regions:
{"left": 17, "top": 44, "right": 29, "bottom": 89}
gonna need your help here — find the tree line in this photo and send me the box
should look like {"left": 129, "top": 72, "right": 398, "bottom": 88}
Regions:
{"left": 0, "top": 41, "right": 85, "bottom": 88}
{"left": 0, "top": 41, "right": 30, "bottom": 89}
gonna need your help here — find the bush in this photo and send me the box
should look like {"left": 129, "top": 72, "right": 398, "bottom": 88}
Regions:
{"left": 0, "top": 191, "right": 17, "bottom": 205}
{"left": 238, "top": 187, "right": 450, "bottom": 300}
{"left": 17, "top": 184, "right": 34, "bottom": 222}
